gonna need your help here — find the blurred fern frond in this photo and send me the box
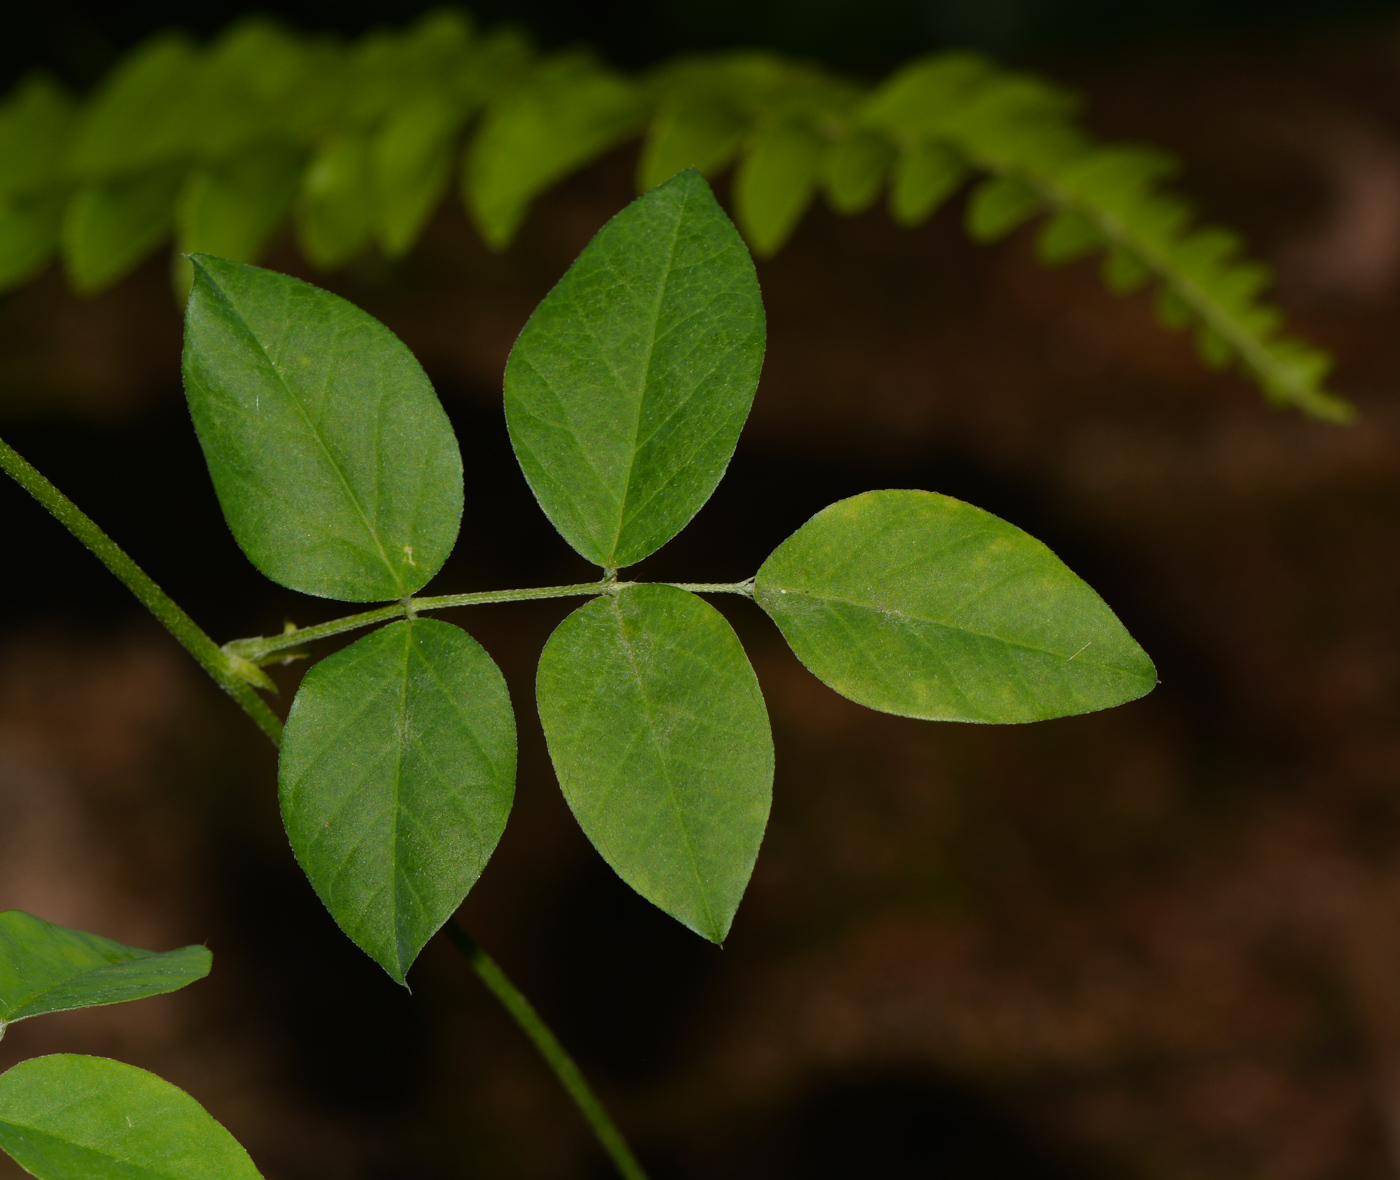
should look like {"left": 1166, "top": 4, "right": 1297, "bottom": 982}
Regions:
{"left": 0, "top": 9, "right": 1348, "bottom": 420}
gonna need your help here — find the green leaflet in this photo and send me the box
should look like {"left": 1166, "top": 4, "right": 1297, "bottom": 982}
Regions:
{"left": 537, "top": 585, "right": 773, "bottom": 943}
{"left": 64, "top": 35, "right": 203, "bottom": 179}
{"left": 820, "top": 129, "right": 894, "bottom": 216}
{"left": 637, "top": 100, "right": 747, "bottom": 192}
{"left": 176, "top": 151, "right": 305, "bottom": 263}
{"left": 173, "top": 148, "right": 305, "bottom": 297}
{"left": 0, "top": 195, "right": 65, "bottom": 293}
{"left": 279, "top": 619, "right": 516, "bottom": 984}
{"left": 0, "top": 912, "right": 210, "bottom": 1031}
{"left": 466, "top": 56, "right": 647, "bottom": 249}
{"left": 504, "top": 170, "right": 765, "bottom": 569}
{"left": 61, "top": 168, "right": 185, "bottom": 294}
{"left": 754, "top": 490, "right": 1157, "bottom": 723}
{"left": 374, "top": 94, "right": 462, "bottom": 257}
{"left": 1036, "top": 208, "right": 1103, "bottom": 265}
{"left": 889, "top": 141, "right": 966, "bottom": 227}
{"left": 0, "top": 1055, "right": 261, "bottom": 1180}
{"left": 0, "top": 77, "right": 75, "bottom": 199}
{"left": 965, "top": 175, "right": 1042, "bottom": 242}
{"left": 734, "top": 120, "right": 824, "bottom": 256}
{"left": 181, "top": 256, "right": 463, "bottom": 602}
{"left": 297, "top": 134, "right": 376, "bottom": 268}
{"left": 858, "top": 53, "right": 996, "bottom": 140}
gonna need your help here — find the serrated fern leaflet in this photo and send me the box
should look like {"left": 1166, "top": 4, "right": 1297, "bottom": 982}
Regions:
{"left": 0, "top": 10, "right": 1346, "bottom": 420}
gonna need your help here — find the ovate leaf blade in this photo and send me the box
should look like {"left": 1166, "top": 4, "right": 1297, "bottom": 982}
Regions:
{"left": 0, "top": 911, "right": 210, "bottom": 1030}
{"left": 536, "top": 585, "right": 773, "bottom": 943}
{"left": 279, "top": 619, "right": 516, "bottom": 984}
{"left": 0, "top": 1055, "right": 262, "bottom": 1180}
{"left": 182, "top": 256, "right": 463, "bottom": 602}
{"left": 504, "top": 170, "right": 764, "bottom": 569}
{"left": 755, "top": 489, "right": 1157, "bottom": 722}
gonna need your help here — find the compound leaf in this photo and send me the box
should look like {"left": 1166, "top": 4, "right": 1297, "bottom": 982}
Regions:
{"left": 536, "top": 585, "right": 772, "bottom": 943}
{"left": 279, "top": 619, "right": 516, "bottom": 984}
{"left": 182, "top": 256, "right": 463, "bottom": 602}
{"left": 504, "top": 169, "right": 764, "bottom": 569}
{"left": 0, "top": 912, "right": 210, "bottom": 1031}
{"left": 0, "top": 1055, "right": 261, "bottom": 1180}
{"left": 754, "top": 489, "right": 1157, "bottom": 723}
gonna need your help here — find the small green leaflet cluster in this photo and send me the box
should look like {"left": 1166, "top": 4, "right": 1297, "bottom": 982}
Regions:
{"left": 178, "top": 170, "right": 1155, "bottom": 977}
{"left": 0, "top": 910, "right": 261, "bottom": 1180}
{"left": 0, "top": 10, "right": 1345, "bottom": 420}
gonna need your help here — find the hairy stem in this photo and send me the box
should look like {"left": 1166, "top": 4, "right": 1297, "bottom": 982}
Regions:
{"left": 0, "top": 434, "right": 283, "bottom": 743}
{"left": 444, "top": 921, "right": 650, "bottom": 1180}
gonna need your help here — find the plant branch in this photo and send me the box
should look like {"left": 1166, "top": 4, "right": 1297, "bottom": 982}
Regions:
{"left": 444, "top": 920, "right": 650, "bottom": 1180}
{"left": 0, "top": 434, "right": 283, "bottom": 743}
{"left": 1, "top": 434, "right": 653, "bottom": 1178}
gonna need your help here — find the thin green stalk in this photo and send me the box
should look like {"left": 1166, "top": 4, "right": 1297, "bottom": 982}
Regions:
{"left": 228, "top": 578, "right": 757, "bottom": 663}
{"left": 413, "top": 581, "right": 615, "bottom": 611}
{"left": 662, "top": 579, "right": 755, "bottom": 596}
{"left": 444, "top": 920, "right": 650, "bottom": 1180}
{"left": 0, "top": 434, "right": 282, "bottom": 743}
{"left": 226, "top": 603, "right": 415, "bottom": 663}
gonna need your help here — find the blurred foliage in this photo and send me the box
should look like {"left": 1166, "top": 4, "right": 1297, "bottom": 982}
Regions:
{"left": 0, "top": 6, "right": 1357, "bottom": 418}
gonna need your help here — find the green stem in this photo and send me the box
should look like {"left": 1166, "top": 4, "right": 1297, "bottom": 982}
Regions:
{"left": 0, "top": 434, "right": 283, "bottom": 743}
{"left": 444, "top": 920, "right": 649, "bottom": 1180}
{"left": 229, "top": 579, "right": 757, "bottom": 663}
{"left": 663, "top": 579, "right": 755, "bottom": 596}
{"left": 413, "top": 581, "right": 615, "bottom": 611}
{"left": 1, "top": 434, "right": 652, "bottom": 1180}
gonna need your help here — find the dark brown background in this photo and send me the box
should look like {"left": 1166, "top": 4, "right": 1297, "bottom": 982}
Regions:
{"left": 4, "top": 15, "right": 1400, "bottom": 1179}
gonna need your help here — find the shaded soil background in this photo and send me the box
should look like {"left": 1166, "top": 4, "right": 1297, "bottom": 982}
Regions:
{"left": 5, "top": 11, "right": 1400, "bottom": 1180}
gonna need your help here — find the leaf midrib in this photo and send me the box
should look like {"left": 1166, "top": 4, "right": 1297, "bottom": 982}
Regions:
{"left": 0, "top": 1117, "right": 176, "bottom": 1180}
{"left": 3, "top": 954, "right": 163, "bottom": 1023}
{"left": 605, "top": 192, "right": 687, "bottom": 566}
{"left": 390, "top": 623, "right": 413, "bottom": 976}
{"left": 609, "top": 594, "right": 720, "bottom": 940}
{"left": 764, "top": 582, "right": 1147, "bottom": 675}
